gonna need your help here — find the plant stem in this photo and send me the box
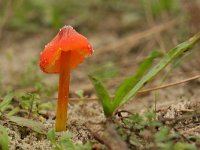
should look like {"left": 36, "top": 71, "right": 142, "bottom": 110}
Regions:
{"left": 55, "top": 51, "right": 71, "bottom": 131}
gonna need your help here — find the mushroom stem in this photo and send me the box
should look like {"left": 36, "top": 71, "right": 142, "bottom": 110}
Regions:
{"left": 55, "top": 51, "right": 71, "bottom": 131}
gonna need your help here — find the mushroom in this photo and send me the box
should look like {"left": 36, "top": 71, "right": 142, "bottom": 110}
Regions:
{"left": 39, "top": 25, "right": 93, "bottom": 131}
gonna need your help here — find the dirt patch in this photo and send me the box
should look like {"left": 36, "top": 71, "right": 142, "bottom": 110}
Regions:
{"left": 0, "top": 2, "right": 200, "bottom": 148}
{"left": 0, "top": 100, "right": 104, "bottom": 149}
{"left": 158, "top": 99, "right": 200, "bottom": 136}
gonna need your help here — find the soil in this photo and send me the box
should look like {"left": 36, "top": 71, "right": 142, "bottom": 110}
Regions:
{"left": 0, "top": 27, "right": 199, "bottom": 149}
{"left": 0, "top": 4, "right": 200, "bottom": 148}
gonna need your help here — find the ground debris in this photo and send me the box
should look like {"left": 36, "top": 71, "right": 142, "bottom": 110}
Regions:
{"left": 158, "top": 100, "right": 200, "bottom": 136}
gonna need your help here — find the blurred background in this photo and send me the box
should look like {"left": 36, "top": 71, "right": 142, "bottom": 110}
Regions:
{"left": 0, "top": 0, "right": 200, "bottom": 108}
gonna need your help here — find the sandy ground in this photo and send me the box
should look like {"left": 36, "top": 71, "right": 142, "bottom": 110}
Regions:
{"left": 0, "top": 24, "right": 200, "bottom": 149}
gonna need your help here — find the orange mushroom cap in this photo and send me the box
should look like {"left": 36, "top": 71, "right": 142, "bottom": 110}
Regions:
{"left": 39, "top": 25, "right": 93, "bottom": 73}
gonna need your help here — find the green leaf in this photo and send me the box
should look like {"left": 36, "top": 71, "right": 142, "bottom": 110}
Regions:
{"left": 20, "top": 93, "right": 35, "bottom": 110}
{"left": 38, "top": 102, "right": 53, "bottom": 111}
{"left": 173, "top": 142, "right": 197, "bottom": 150}
{"left": 118, "top": 32, "right": 200, "bottom": 108}
{"left": 7, "top": 116, "right": 47, "bottom": 134}
{"left": 75, "top": 142, "right": 92, "bottom": 150}
{"left": 60, "top": 134, "right": 75, "bottom": 150}
{"left": 75, "top": 89, "right": 84, "bottom": 98}
{"left": 0, "top": 93, "right": 14, "bottom": 112}
{"left": 89, "top": 32, "right": 200, "bottom": 118}
{"left": 155, "top": 127, "right": 170, "bottom": 142}
{"left": 0, "top": 125, "right": 9, "bottom": 150}
{"left": 60, "top": 133, "right": 92, "bottom": 150}
{"left": 89, "top": 75, "right": 112, "bottom": 117}
{"left": 113, "top": 50, "right": 162, "bottom": 109}
{"left": 47, "top": 129, "right": 56, "bottom": 145}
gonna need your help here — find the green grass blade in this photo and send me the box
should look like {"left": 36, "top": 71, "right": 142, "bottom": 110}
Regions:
{"left": 47, "top": 129, "right": 57, "bottom": 145}
{"left": 0, "top": 125, "right": 9, "bottom": 150}
{"left": 118, "top": 32, "right": 200, "bottom": 108}
{"left": 113, "top": 51, "right": 162, "bottom": 109}
{"left": 7, "top": 116, "right": 47, "bottom": 134}
{"left": 60, "top": 134, "right": 76, "bottom": 150}
{"left": 0, "top": 93, "right": 14, "bottom": 112}
{"left": 89, "top": 75, "right": 112, "bottom": 117}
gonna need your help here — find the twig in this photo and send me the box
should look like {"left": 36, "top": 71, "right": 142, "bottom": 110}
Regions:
{"left": 173, "top": 127, "right": 192, "bottom": 143}
{"left": 159, "top": 113, "right": 200, "bottom": 143}
{"left": 159, "top": 113, "right": 200, "bottom": 124}
{"left": 1, "top": 74, "right": 200, "bottom": 102}
{"left": 95, "top": 20, "right": 177, "bottom": 55}
{"left": 85, "top": 122, "right": 129, "bottom": 150}
{"left": 181, "top": 125, "right": 200, "bottom": 134}
{"left": 68, "top": 74, "right": 200, "bottom": 102}
{"left": 138, "top": 74, "right": 200, "bottom": 94}
{"left": 86, "top": 126, "right": 112, "bottom": 150}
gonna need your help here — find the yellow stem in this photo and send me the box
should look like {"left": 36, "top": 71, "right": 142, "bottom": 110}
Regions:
{"left": 55, "top": 51, "right": 71, "bottom": 131}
